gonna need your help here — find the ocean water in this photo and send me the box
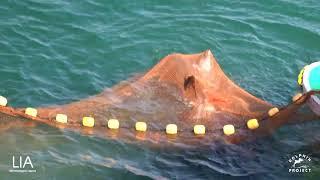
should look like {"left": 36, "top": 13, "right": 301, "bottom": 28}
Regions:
{"left": 0, "top": 0, "right": 320, "bottom": 179}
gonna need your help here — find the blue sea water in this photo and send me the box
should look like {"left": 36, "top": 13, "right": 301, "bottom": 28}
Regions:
{"left": 0, "top": 0, "right": 320, "bottom": 179}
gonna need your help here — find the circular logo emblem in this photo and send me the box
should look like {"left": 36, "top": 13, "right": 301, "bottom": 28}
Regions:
{"left": 288, "top": 153, "right": 312, "bottom": 173}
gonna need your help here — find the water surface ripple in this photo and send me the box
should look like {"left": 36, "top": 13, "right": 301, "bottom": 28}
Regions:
{"left": 0, "top": 0, "right": 320, "bottom": 179}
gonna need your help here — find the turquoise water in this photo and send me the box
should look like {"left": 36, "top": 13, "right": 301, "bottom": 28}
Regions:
{"left": 0, "top": 0, "right": 320, "bottom": 179}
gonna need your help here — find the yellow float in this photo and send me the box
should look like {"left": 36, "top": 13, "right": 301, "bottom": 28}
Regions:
{"left": 247, "top": 119, "right": 259, "bottom": 130}
{"left": 268, "top": 107, "right": 279, "bottom": 117}
{"left": 166, "top": 124, "right": 177, "bottom": 135}
{"left": 56, "top": 114, "right": 68, "bottom": 124}
{"left": 193, "top": 125, "right": 206, "bottom": 135}
{"left": 82, "top": 117, "right": 94, "bottom": 127}
{"left": 0, "top": 96, "right": 7, "bottom": 106}
{"left": 135, "top": 122, "right": 147, "bottom": 132}
{"left": 108, "top": 119, "right": 120, "bottom": 129}
{"left": 25, "top": 107, "right": 37, "bottom": 117}
{"left": 223, "top": 124, "right": 235, "bottom": 136}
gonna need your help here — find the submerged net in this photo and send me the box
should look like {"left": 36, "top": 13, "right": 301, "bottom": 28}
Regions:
{"left": 0, "top": 50, "right": 319, "bottom": 143}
